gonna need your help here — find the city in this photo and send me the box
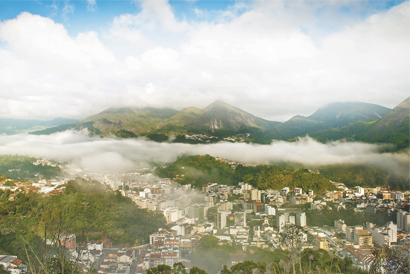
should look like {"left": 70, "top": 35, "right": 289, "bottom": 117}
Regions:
{"left": 0, "top": 156, "right": 409, "bottom": 273}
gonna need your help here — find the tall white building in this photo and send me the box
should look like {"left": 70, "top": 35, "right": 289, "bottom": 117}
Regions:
{"left": 367, "top": 221, "right": 397, "bottom": 247}
{"left": 334, "top": 219, "right": 347, "bottom": 233}
{"left": 277, "top": 213, "right": 288, "bottom": 232}
{"left": 296, "top": 212, "right": 307, "bottom": 227}
{"left": 265, "top": 205, "right": 276, "bottom": 216}
{"left": 217, "top": 210, "right": 231, "bottom": 229}
{"left": 251, "top": 189, "right": 261, "bottom": 201}
{"left": 397, "top": 209, "right": 410, "bottom": 232}
{"left": 163, "top": 208, "right": 184, "bottom": 223}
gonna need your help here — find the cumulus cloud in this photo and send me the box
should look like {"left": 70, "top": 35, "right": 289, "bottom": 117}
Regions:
{"left": 0, "top": 1, "right": 408, "bottom": 121}
{"left": 0, "top": 131, "right": 407, "bottom": 178}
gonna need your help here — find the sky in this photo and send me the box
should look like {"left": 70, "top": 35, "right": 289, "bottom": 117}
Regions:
{"left": 0, "top": 0, "right": 409, "bottom": 122}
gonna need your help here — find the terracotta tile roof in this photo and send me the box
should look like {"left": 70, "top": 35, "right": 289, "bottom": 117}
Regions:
{"left": 11, "top": 259, "right": 22, "bottom": 266}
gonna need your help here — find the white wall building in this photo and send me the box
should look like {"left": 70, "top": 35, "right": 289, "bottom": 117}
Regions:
{"left": 265, "top": 205, "right": 276, "bottom": 216}
{"left": 296, "top": 212, "right": 306, "bottom": 227}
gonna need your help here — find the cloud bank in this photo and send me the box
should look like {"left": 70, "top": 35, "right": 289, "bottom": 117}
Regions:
{"left": 0, "top": 1, "right": 408, "bottom": 121}
{"left": 0, "top": 131, "right": 407, "bottom": 178}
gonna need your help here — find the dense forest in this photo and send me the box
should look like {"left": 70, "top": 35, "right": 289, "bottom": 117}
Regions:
{"left": 307, "top": 119, "right": 409, "bottom": 151}
{"left": 306, "top": 203, "right": 396, "bottom": 228}
{"left": 156, "top": 155, "right": 336, "bottom": 195}
{"left": 319, "top": 164, "right": 409, "bottom": 190}
{"left": 0, "top": 177, "right": 167, "bottom": 269}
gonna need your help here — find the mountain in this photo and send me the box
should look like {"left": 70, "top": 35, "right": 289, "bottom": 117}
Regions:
{"left": 32, "top": 101, "right": 279, "bottom": 138}
{"left": 32, "top": 107, "right": 179, "bottom": 137}
{"left": 308, "top": 97, "right": 409, "bottom": 149}
{"left": 0, "top": 118, "right": 79, "bottom": 135}
{"left": 253, "top": 102, "right": 391, "bottom": 144}
{"left": 31, "top": 99, "right": 405, "bottom": 148}
{"left": 361, "top": 97, "right": 410, "bottom": 148}
{"left": 156, "top": 100, "right": 279, "bottom": 136}
{"left": 308, "top": 102, "right": 391, "bottom": 128}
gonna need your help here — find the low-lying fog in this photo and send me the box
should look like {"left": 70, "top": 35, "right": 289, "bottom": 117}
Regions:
{"left": 0, "top": 131, "right": 408, "bottom": 178}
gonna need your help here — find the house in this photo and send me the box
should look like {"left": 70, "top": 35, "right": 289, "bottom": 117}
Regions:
{"left": 59, "top": 234, "right": 76, "bottom": 249}
{"left": 0, "top": 255, "right": 27, "bottom": 274}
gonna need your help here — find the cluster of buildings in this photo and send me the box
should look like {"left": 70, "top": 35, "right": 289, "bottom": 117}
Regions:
{"left": 119, "top": 167, "right": 410, "bottom": 273}
{"left": 2, "top": 157, "right": 410, "bottom": 273}
{"left": 183, "top": 134, "right": 218, "bottom": 142}
{"left": 55, "top": 234, "right": 140, "bottom": 274}
{"left": 0, "top": 178, "right": 67, "bottom": 198}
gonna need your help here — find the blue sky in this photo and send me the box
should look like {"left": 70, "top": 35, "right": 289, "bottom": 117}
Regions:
{"left": 0, "top": 0, "right": 409, "bottom": 120}
{"left": 0, "top": 1, "right": 405, "bottom": 33}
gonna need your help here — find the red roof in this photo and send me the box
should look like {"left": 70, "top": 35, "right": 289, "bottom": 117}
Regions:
{"left": 11, "top": 259, "right": 22, "bottom": 266}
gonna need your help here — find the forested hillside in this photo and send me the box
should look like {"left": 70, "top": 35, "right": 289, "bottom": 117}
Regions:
{"left": 0, "top": 155, "right": 61, "bottom": 180}
{"left": 0, "top": 178, "right": 167, "bottom": 266}
{"left": 308, "top": 97, "right": 410, "bottom": 150}
{"left": 156, "top": 155, "right": 337, "bottom": 195}
{"left": 319, "top": 164, "right": 409, "bottom": 190}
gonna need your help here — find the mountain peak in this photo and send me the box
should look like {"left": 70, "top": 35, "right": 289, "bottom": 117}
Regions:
{"left": 394, "top": 97, "right": 410, "bottom": 110}
{"left": 206, "top": 100, "right": 231, "bottom": 108}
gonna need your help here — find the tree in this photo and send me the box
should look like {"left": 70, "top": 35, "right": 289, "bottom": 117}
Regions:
{"left": 39, "top": 254, "right": 82, "bottom": 274}
{"left": 370, "top": 245, "right": 410, "bottom": 274}
{"left": 189, "top": 267, "right": 208, "bottom": 274}
{"left": 146, "top": 264, "right": 172, "bottom": 274}
{"left": 225, "top": 260, "right": 267, "bottom": 274}
{"left": 173, "top": 262, "right": 187, "bottom": 274}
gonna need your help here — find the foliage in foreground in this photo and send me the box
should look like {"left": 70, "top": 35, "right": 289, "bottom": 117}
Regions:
{"left": 0, "top": 177, "right": 167, "bottom": 270}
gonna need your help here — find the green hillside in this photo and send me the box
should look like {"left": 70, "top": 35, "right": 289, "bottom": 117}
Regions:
{"left": 308, "top": 102, "right": 391, "bottom": 128}
{"left": 253, "top": 115, "right": 325, "bottom": 143}
{"left": 31, "top": 101, "right": 280, "bottom": 138}
{"left": 0, "top": 177, "right": 167, "bottom": 267}
{"left": 308, "top": 97, "right": 410, "bottom": 149}
{"left": 156, "top": 155, "right": 336, "bottom": 195}
{"left": 30, "top": 99, "right": 406, "bottom": 149}
{"left": 253, "top": 102, "right": 392, "bottom": 144}
{"left": 319, "top": 164, "right": 409, "bottom": 190}
{"left": 0, "top": 155, "right": 61, "bottom": 180}
{"left": 32, "top": 107, "right": 178, "bottom": 137}
{"left": 155, "top": 100, "right": 279, "bottom": 137}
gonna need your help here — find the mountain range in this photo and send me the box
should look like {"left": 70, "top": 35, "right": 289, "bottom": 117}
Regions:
{"left": 26, "top": 97, "right": 410, "bottom": 149}
{"left": 0, "top": 117, "right": 79, "bottom": 135}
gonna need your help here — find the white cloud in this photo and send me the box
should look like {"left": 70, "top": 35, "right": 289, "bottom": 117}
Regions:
{"left": 62, "top": 0, "right": 75, "bottom": 21}
{"left": 0, "top": 1, "right": 408, "bottom": 121}
{"left": 85, "top": 0, "right": 97, "bottom": 12}
{"left": 0, "top": 132, "right": 407, "bottom": 177}
{"left": 141, "top": 47, "right": 181, "bottom": 70}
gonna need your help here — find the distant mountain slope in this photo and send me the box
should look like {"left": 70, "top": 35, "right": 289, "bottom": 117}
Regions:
{"left": 83, "top": 107, "right": 179, "bottom": 136}
{"left": 308, "top": 102, "right": 391, "bottom": 128}
{"left": 32, "top": 107, "right": 178, "bottom": 136}
{"left": 309, "top": 97, "right": 409, "bottom": 149}
{"left": 362, "top": 97, "right": 410, "bottom": 148}
{"left": 0, "top": 118, "right": 79, "bottom": 135}
{"left": 30, "top": 99, "right": 404, "bottom": 148}
{"left": 253, "top": 102, "right": 391, "bottom": 144}
{"left": 157, "top": 100, "right": 279, "bottom": 136}
{"left": 32, "top": 101, "right": 280, "bottom": 138}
